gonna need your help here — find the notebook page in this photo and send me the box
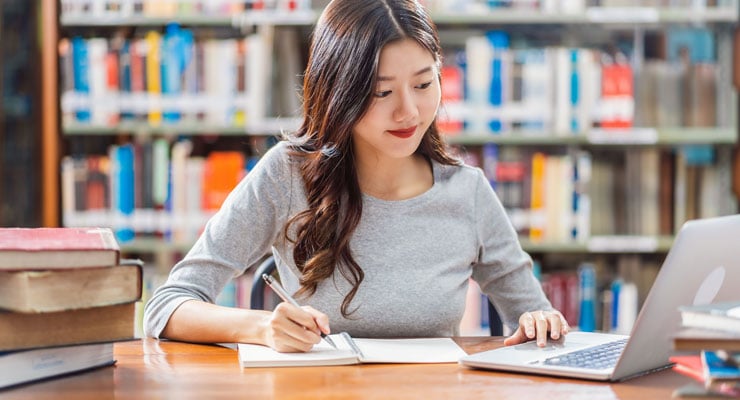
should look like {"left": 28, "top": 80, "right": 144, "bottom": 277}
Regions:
{"left": 237, "top": 338, "right": 357, "bottom": 368}
{"left": 350, "top": 337, "right": 467, "bottom": 363}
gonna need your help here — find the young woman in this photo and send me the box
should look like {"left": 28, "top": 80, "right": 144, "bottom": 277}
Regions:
{"left": 144, "top": 0, "right": 568, "bottom": 353}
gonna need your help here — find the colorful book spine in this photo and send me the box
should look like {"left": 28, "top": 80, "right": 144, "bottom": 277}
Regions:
{"left": 577, "top": 263, "right": 596, "bottom": 332}
{"left": 71, "top": 36, "right": 91, "bottom": 122}
{"left": 145, "top": 30, "right": 162, "bottom": 125}
{"left": 486, "top": 31, "right": 509, "bottom": 133}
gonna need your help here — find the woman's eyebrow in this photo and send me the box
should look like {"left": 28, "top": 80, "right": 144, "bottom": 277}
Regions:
{"left": 377, "top": 66, "right": 434, "bottom": 82}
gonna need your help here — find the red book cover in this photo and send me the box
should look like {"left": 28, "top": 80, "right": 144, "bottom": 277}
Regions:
{"left": 670, "top": 354, "right": 704, "bottom": 383}
{"left": 0, "top": 227, "right": 120, "bottom": 270}
{"left": 438, "top": 65, "right": 463, "bottom": 135}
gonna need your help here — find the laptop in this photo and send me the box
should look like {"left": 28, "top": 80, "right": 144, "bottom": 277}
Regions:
{"left": 460, "top": 214, "right": 740, "bottom": 381}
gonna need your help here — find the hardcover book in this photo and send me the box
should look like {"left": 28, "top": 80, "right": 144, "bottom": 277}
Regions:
{"left": 0, "top": 302, "right": 136, "bottom": 352}
{"left": 237, "top": 333, "right": 466, "bottom": 368}
{"left": 0, "top": 263, "right": 142, "bottom": 313}
{"left": 673, "top": 327, "right": 740, "bottom": 352}
{"left": 0, "top": 227, "right": 120, "bottom": 270}
{"left": 0, "top": 342, "right": 115, "bottom": 390}
{"left": 679, "top": 301, "right": 740, "bottom": 334}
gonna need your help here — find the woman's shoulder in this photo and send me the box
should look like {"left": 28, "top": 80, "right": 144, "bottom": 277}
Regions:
{"left": 435, "top": 159, "right": 487, "bottom": 187}
{"left": 254, "top": 140, "right": 302, "bottom": 174}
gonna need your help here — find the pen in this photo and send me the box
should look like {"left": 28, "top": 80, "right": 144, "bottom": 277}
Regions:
{"left": 262, "top": 274, "right": 337, "bottom": 349}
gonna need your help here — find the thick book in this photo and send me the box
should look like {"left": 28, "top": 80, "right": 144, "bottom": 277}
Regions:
{"left": 0, "top": 342, "right": 115, "bottom": 390}
{"left": 237, "top": 333, "right": 467, "bottom": 368}
{"left": 673, "top": 327, "right": 740, "bottom": 351}
{"left": 0, "top": 264, "right": 142, "bottom": 313}
{"left": 699, "top": 350, "right": 740, "bottom": 397}
{"left": 679, "top": 302, "right": 740, "bottom": 334}
{"left": 0, "top": 227, "right": 120, "bottom": 270}
{"left": 0, "top": 302, "right": 136, "bottom": 352}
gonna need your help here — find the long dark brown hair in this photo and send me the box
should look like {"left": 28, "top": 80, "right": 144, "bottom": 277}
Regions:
{"left": 284, "top": 0, "right": 459, "bottom": 317}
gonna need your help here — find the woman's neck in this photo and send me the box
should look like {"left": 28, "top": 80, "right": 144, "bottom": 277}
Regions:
{"left": 355, "top": 153, "right": 433, "bottom": 201}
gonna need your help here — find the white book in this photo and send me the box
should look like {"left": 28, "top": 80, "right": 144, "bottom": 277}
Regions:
{"left": 238, "top": 333, "right": 466, "bottom": 368}
{"left": 0, "top": 342, "right": 114, "bottom": 389}
{"left": 86, "top": 38, "right": 109, "bottom": 126}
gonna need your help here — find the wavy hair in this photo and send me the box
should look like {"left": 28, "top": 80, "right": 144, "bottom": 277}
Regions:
{"left": 284, "top": 0, "right": 459, "bottom": 317}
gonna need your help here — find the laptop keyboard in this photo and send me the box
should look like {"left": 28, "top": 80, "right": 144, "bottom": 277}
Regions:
{"left": 542, "top": 338, "right": 628, "bottom": 370}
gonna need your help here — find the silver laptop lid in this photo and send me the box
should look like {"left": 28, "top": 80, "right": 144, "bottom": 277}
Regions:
{"left": 613, "top": 214, "right": 740, "bottom": 380}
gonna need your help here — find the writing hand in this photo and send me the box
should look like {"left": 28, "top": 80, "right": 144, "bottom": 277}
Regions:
{"left": 503, "top": 310, "right": 569, "bottom": 347}
{"left": 263, "top": 302, "right": 331, "bottom": 353}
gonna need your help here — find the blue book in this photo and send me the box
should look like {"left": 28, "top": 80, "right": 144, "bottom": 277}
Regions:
{"left": 482, "top": 143, "right": 499, "bottom": 190}
{"left": 113, "top": 144, "right": 135, "bottom": 242}
{"left": 486, "top": 31, "right": 509, "bottom": 133}
{"left": 162, "top": 23, "right": 183, "bottom": 122}
{"left": 569, "top": 49, "right": 579, "bottom": 133}
{"left": 119, "top": 40, "right": 134, "bottom": 120}
{"left": 702, "top": 350, "right": 740, "bottom": 383}
{"left": 666, "top": 28, "right": 715, "bottom": 64}
{"left": 71, "top": 36, "right": 91, "bottom": 122}
{"left": 578, "top": 264, "right": 596, "bottom": 332}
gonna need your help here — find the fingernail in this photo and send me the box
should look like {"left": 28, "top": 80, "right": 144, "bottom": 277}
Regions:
{"left": 526, "top": 329, "right": 534, "bottom": 337}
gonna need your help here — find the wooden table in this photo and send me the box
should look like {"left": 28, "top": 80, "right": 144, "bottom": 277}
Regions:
{"left": 0, "top": 337, "right": 694, "bottom": 399}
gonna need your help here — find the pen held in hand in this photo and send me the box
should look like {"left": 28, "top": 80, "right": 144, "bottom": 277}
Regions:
{"left": 262, "top": 274, "right": 337, "bottom": 349}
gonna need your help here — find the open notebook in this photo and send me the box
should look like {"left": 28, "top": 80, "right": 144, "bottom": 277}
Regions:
{"left": 238, "top": 332, "right": 467, "bottom": 368}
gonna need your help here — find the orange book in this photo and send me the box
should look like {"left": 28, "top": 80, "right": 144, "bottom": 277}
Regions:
{"left": 145, "top": 31, "right": 162, "bottom": 125}
{"left": 105, "top": 50, "right": 120, "bottom": 125}
{"left": 529, "top": 152, "right": 546, "bottom": 241}
{"left": 202, "top": 152, "right": 245, "bottom": 211}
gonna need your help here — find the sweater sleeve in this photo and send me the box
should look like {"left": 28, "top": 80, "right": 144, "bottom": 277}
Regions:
{"left": 469, "top": 168, "right": 552, "bottom": 333}
{"left": 143, "top": 143, "right": 294, "bottom": 338}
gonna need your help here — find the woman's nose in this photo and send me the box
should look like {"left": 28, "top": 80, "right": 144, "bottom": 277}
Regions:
{"left": 393, "top": 89, "right": 419, "bottom": 123}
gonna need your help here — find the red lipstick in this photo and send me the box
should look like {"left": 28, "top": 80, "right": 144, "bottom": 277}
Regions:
{"left": 387, "top": 126, "right": 417, "bottom": 139}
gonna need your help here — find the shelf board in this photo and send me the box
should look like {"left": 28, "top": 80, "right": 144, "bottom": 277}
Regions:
{"left": 61, "top": 10, "right": 318, "bottom": 27}
{"left": 65, "top": 123, "right": 736, "bottom": 146}
{"left": 444, "top": 127, "right": 737, "bottom": 146}
{"left": 521, "top": 235, "right": 675, "bottom": 253}
{"left": 62, "top": 118, "right": 301, "bottom": 136}
{"left": 432, "top": 7, "right": 737, "bottom": 25}
{"left": 60, "top": 7, "right": 736, "bottom": 28}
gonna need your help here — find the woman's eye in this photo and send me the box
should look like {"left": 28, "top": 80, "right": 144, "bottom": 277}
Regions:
{"left": 416, "top": 81, "right": 433, "bottom": 89}
{"left": 374, "top": 90, "right": 392, "bottom": 98}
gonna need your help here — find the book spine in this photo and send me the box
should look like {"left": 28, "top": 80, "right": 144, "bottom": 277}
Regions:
{"left": 577, "top": 263, "right": 596, "bottom": 332}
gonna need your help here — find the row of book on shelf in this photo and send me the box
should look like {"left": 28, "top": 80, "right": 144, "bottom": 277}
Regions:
{"left": 437, "top": 27, "right": 727, "bottom": 137}
{"left": 60, "top": 0, "right": 737, "bottom": 18}
{"left": 59, "top": 25, "right": 272, "bottom": 128}
{"left": 60, "top": 23, "right": 729, "bottom": 136}
{"left": 421, "top": 0, "right": 734, "bottom": 12}
{"left": 61, "top": 0, "right": 312, "bottom": 17}
{"left": 61, "top": 139, "right": 256, "bottom": 242}
{"left": 671, "top": 301, "right": 740, "bottom": 398}
{"left": 457, "top": 143, "right": 735, "bottom": 241}
{"left": 61, "top": 136, "right": 735, "bottom": 244}
{"left": 0, "top": 227, "right": 141, "bottom": 390}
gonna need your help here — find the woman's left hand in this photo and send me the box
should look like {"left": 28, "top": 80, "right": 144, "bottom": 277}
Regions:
{"left": 503, "top": 310, "right": 570, "bottom": 347}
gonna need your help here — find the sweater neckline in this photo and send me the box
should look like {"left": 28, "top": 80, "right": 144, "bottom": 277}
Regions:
{"left": 361, "top": 160, "right": 442, "bottom": 207}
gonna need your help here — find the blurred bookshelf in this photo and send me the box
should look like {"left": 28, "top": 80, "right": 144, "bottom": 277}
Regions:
{"left": 39, "top": 0, "right": 740, "bottom": 336}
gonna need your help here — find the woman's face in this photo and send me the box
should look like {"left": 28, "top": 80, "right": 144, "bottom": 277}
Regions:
{"left": 352, "top": 38, "right": 441, "bottom": 163}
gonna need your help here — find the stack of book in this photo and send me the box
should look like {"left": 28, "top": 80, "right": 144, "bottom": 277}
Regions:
{"left": 671, "top": 302, "right": 740, "bottom": 398}
{"left": 0, "top": 227, "right": 142, "bottom": 390}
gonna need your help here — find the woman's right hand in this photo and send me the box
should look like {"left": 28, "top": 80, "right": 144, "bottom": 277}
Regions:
{"left": 261, "top": 302, "right": 331, "bottom": 352}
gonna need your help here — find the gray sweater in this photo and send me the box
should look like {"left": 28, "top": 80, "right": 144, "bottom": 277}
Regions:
{"left": 144, "top": 141, "right": 551, "bottom": 338}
